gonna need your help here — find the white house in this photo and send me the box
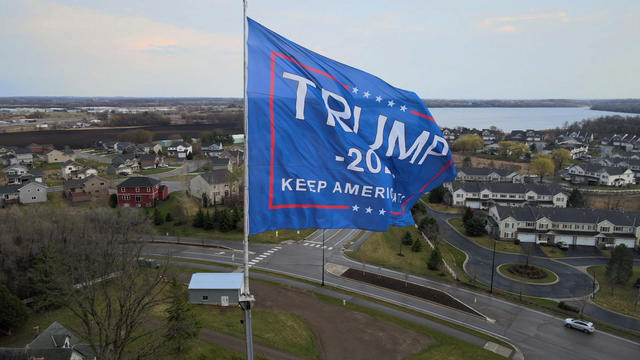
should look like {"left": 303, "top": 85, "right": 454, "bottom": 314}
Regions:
{"left": 565, "top": 164, "right": 635, "bottom": 186}
{"left": 167, "top": 142, "right": 193, "bottom": 158}
{"left": 445, "top": 182, "right": 567, "bottom": 209}
{"left": 455, "top": 167, "right": 523, "bottom": 183}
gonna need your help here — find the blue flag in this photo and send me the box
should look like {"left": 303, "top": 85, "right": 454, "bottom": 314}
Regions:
{"left": 247, "top": 18, "right": 456, "bottom": 235}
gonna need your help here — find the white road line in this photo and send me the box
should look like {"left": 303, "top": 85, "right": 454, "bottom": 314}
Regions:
{"left": 305, "top": 241, "right": 323, "bottom": 245}
{"left": 303, "top": 243, "right": 310, "bottom": 246}
{"left": 328, "top": 247, "right": 333, "bottom": 251}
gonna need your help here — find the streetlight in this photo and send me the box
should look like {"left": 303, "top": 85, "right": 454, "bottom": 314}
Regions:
{"left": 490, "top": 238, "right": 496, "bottom": 294}
{"left": 321, "top": 229, "right": 325, "bottom": 286}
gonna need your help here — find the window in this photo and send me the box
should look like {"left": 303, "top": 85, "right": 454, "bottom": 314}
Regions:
{"left": 526, "top": 222, "right": 535, "bottom": 227}
{"left": 135, "top": 196, "right": 141, "bottom": 202}
{"left": 202, "top": 295, "right": 208, "bottom": 300}
{"left": 136, "top": 187, "right": 140, "bottom": 192}
{"left": 600, "top": 226, "right": 610, "bottom": 232}
{"left": 123, "top": 195, "right": 130, "bottom": 200}
{"left": 146, "top": 187, "right": 151, "bottom": 192}
{"left": 120, "top": 187, "right": 125, "bottom": 192}
{"left": 614, "top": 226, "right": 623, "bottom": 232}
{"left": 505, "top": 232, "right": 512, "bottom": 238}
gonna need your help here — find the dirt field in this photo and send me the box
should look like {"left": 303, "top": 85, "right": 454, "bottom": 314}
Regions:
{"left": 452, "top": 153, "right": 529, "bottom": 173}
{"left": 253, "top": 281, "right": 433, "bottom": 360}
{"left": 585, "top": 193, "right": 640, "bottom": 211}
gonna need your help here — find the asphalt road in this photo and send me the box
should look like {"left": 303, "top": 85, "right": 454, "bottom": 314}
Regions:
{"left": 145, "top": 232, "right": 640, "bottom": 360}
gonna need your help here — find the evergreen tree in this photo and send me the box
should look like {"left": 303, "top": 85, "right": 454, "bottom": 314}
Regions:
{"left": 419, "top": 216, "right": 439, "bottom": 241}
{"left": 428, "top": 185, "right": 445, "bottom": 203}
{"left": 109, "top": 193, "right": 118, "bottom": 208}
{"left": 567, "top": 188, "right": 585, "bottom": 208}
{"left": 402, "top": 231, "right": 414, "bottom": 245}
{"left": 462, "top": 207, "right": 473, "bottom": 225}
{"left": 411, "top": 238, "right": 424, "bottom": 252}
{"left": 202, "top": 193, "right": 209, "bottom": 208}
{"left": 606, "top": 244, "right": 634, "bottom": 285}
{"left": 153, "top": 208, "right": 164, "bottom": 225}
{"left": 165, "top": 212, "right": 173, "bottom": 222}
{"left": 165, "top": 279, "right": 200, "bottom": 353}
{"left": 192, "top": 208, "right": 205, "bottom": 228}
{"left": 218, "top": 209, "right": 235, "bottom": 232}
{"left": 464, "top": 216, "right": 487, "bottom": 236}
{"left": 0, "top": 283, "right": 29, "bottom": 335}
{"left": 427, "top": 246, "right": 443, "bottom": 270}
{"left": 27, "top": 247, "right": 67, "bottom": 312}
{"left": 203, "top": 210, "right": 214, "bottom": 230}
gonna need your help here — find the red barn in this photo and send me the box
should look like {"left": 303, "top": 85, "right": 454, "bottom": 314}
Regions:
{"left": 116, "top": 177, "right": 168, "bottom": 208}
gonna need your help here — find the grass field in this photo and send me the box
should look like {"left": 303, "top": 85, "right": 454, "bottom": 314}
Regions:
{"left": 426, "top": 202, "right": 463, "bottom": 214}
{"left": 44, "top": 178, "right": 63, "bottom": 186}
{"left": 539, "top": 245, "right": 566, "bottom": 258}
{"left": 140, "top": 167, "right": 175, "bottom": 175}
{"left": 161, "top": 174, "right": 196, "bottom": 181}
{"left": 347, "top": 226, "right": 454, "bottom": 281}
{"left": 31, "top": 162, "right": 62, "bottom": 171}
{"left": 497, "top": 263, "right": 559, "bottom": 284}
{"left": 75, "top": 157, "right": 110, "bottom": 168}
{"left": 448, "top": 218, "right": 524, "bottom": 254}
{"left": 589, "top": 265, "right": 640, "bottom": 319}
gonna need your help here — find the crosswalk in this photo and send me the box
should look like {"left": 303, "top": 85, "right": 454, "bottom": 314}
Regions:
{"left": 248, "top": 246, "right": 282, "bottom": 268}
{"left": 302, "top": 241, "right": 333, "bottom": 251}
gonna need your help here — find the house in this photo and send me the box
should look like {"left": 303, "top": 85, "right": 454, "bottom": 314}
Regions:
{"left": 46, "top": 149, "right": 76, "bottom": 163}
{"left": 14, "top": 147, "right": 33, "bottom": 166}
{"left": 189, "top": 170, "right": 238, "bottom": 204}
{"left": 108, "top": 154, "right": 140, "bottom": 175}
{"left": 137, "top": 143, "right": 162, "bottom": 155}
{"left": 115, "top": 141, "right": 136, "bottom": 154}
{"left": 28, "top": 143, "right": 54, "bottom": 154}
{"left": 2, "top": 164, "right": 29, "bottom": 184}
{"left": 117, "top": 177, "right": 168, "bottom": 208}
{"left": 211, "top": 157, "right": 232, "bottom": 171}
{"left": 0, "top": 181, "right": 48, "bottom": 206}
{"left": 64, "top": 175, "right": 109, "bottom": 202}
{"left": 564, "top": 164, "right": 635, "bottom": 186}
{"left": 455, "top": 167, "right": 523, "bottom": 183}
{"left": 61, "top": 160, "right": 97, "bottom": 180}
{"left": 201, "top": 142, "right": 224, "bottom": 157}
{"left": 167, "top": 142, "right": 193, "bottom": 158}
{"left": 0, "top": 321, "right": 97, "bottom": 360}
{"left": 138, "top": 153, "right": 160, "bottom": 169}
{"left": 444, "top": 182, "right": 567, "bottom": 209}
{"left": 488, "top": 205, "right": 640, "bottom": 249}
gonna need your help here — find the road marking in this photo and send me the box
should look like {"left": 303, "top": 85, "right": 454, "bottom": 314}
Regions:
{"left": 328, "top": 247, "right": 333, "bottom": 251}
{"left": 305, "top": 241, "right": 323, "bottom": 245}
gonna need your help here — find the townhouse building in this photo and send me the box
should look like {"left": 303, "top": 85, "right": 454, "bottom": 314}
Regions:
{"left": 564, "top": 163, "right": 635, "bottom": 186}
{"left": 445, "top": 182, "right": 567, "bottom": 209}
{"left": 455, "top": 167, "right": 523, "bottom": 183}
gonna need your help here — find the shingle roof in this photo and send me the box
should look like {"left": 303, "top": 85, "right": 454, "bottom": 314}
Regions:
{"left": 457, "top": 167, "right": 516, "bottom": 177}
{"left": 29, "top": 321, "right": 78, "bottom": 350}
{"left": 0, "top": 184, "right": 21, "bottom": 194}
{"left": 493, "top": 205, "right": 640, "bottom": 226}
{"left": 118, "top": 176, "right": 160, "bottom": 188}
{"left": 211, "top": 158, "right": 230, "bottom": 166}
{"left": 199, "top": 170, "right": 229, "bottom": 185}
{"left": 450, "top": 182, "right": 562, "bottom": 196}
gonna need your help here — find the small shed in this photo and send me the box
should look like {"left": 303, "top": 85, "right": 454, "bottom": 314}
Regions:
{"left": 188, "top": 273, "right": 244, "bottom": 306}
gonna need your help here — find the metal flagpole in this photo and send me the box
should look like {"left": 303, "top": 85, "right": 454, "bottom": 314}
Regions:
{"left": 240, "top": 1, "right": 254, "bottom": 359}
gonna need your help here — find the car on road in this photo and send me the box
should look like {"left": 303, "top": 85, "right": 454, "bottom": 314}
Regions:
{"left": 158, "top": 163, "right": 169, "bottom": 168}
{"left": 137, "top": 257, "right": 160, "bottom": 269}
{"left": 564, "top": 318, "right": 595, "bottom": 333}
{"left": 556, "top": 241, "right": 569, "bottom": 250}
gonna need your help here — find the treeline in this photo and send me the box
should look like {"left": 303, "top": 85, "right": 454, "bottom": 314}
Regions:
{"left": 107, "top": 111, "right": 171, "bottom": 126}
{"left": 566, "top": 115, "right": 640, "bottom": 136}
{"left": 181, "top": 110, "right": 243, "bottom": 132}
{"left": 591, "top": 99, "right": 640, "bottom": 114}
{"left": 424, "top": 99, "right": 589, "bottom": 108}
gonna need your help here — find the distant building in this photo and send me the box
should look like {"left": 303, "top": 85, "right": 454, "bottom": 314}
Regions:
{"left": 0, "top": 181, "right": 48, "bottom": 206}
{"left": 445, "top": 182, "right": 567, "bottom": 209}
{"left": 455, "top": 167, "right": 523, "bottom": 183}
{"left": 116, "top": 177, "right": 168, "bottom": 208}
{"left": 64, "top": 175, "right": 109, "bottom": 202}
{"left": 564, "top": 164, "right": 635, "bottom": 186}
{"left": 0, "top": 321, "right": 96, "bottom": 360}
{"left": 167, "top": 142, "right": 193, "bottom": 158}
{"left": 46, "top": 149, "right": 76, "bottom": 163}
{"left": 189, "top": 170, "right": 238, "bottom": 204}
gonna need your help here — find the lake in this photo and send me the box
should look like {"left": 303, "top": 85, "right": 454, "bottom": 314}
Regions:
{"left": 428, "top": 107, "right": 630, "bottom": 132}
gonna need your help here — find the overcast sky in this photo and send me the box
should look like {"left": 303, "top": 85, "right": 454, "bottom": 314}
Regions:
{"left": 1, "top": 0, "right": 638, "bottom": 98}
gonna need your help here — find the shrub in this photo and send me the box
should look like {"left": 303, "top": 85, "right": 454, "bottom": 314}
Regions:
{"left": 411, "top": 238, "right": 424, "bottom": 252}
{"left": 165, "top": 212, "right": 173, "bottom": 222}
{"left": 427, "top": 185, "right": 445, "bottom": 203}
{"left": 462, "top": 207, "right": 473, "bottom": 225}
{"left": 402, "top": 231, "right": 413, "bottom": 245}
{"left": 464, "top": 216, "right": 487, "bottom": 237}
{"left": 109, "top": 193, "right": 118, "bottom": 208}
{"left": 427, "top": 246, "right": 443, "bottom": 270}
{"left": 513, "top": 238, "right": 520, "bottom": 245}
{"left": 153, "top": 209, "right": 164, "bottom": 225}
{"left": 0, "top": 284, "right": 29, "bottom": 335}
{"left": 558, "top": 301, "right": 579, "bottom": 313}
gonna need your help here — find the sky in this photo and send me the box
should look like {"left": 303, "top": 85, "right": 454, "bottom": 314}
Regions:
{"left": 0, "top": 0, "right": 639, "bottom": 98}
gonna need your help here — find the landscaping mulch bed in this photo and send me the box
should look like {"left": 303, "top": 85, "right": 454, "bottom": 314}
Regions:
{"left": 342, "top": 268, "right": 482, "bottom": 317}
{"left": 507, "top": 264, "right": 547, "bottom": 280}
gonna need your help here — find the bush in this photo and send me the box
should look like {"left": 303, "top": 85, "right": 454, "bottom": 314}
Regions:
{"left": 462, "top": 207, "right": 473, "bottom": 225}
{"left": 109, "top": 193, "right": 118, "bottom": 208}
{"left": 402, "top": 231, "right": 413, "bottom": 246}
{"left": 513, "top": 238, "right": 520, "bottom": 245}
{"left": 427, "top": 246, "right": 443, "bottom": 270}
{"left": 153, "top": 209, "right": 164, "bottom": 225}
{"left": 165, "top": 212, "right": 173, "bottom": 222}
{"left": 464, "top": 216, "right": 487, "bottom": 237}
{"left": 427, "top": 185, "right": 445, "bottom": 203}
{"left": 411, "top": 238, "right": 424, "bottom": 252}
{"left": 0, "top": 284, "right": 29, "bottom": 335}
{"left": 558, "top": 301, "right": 579, "bottom": 313}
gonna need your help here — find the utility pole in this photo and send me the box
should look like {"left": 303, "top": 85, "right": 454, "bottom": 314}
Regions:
{"left": 592, "top": 269, "right": 596, "bottom": 300}
{"left": 321, "top": 229, "right": 325, "bottom": 286}
{"left": 490, "top": 239, "right": 496, "bottom": 294}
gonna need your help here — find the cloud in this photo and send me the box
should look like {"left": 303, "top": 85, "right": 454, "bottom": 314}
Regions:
{"left": 479, "top": 11, "right": 569, "bottom": 33}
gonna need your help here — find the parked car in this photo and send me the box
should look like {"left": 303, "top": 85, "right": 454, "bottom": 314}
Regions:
{"left": 137, "top": 257, "right": 160, "bottom": 269}
{"left": 564, "top": 318, "right": 595, "bottom": 333}
{"left": 557, "top": 241, "right": 569, "bottom": 250}
{"left": 158, "top": 163, "right": 169, "bottom": 168}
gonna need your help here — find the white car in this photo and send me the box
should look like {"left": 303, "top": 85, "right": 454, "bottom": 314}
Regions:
{"left": 564, "top": 318, "right": 595, "bottom": 334}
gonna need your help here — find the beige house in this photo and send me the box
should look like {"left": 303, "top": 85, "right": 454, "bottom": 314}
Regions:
{"left": 61, "top": 160, "right": 97, "bottom": 180}
{"left": 189, "top": 170, "right": 239, "bottom": 204}
{"left": 63, "top": 175, "right": 109, "bottom": 202}
{"left": 46, "top": 149, "right": 75, "bottom": 163}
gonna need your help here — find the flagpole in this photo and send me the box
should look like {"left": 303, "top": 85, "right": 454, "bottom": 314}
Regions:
{"left": 241, "top": 1, "right": 254, "bottom": 359}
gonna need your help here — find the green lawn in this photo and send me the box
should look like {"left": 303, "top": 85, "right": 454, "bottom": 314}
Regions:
{"left": 31, "top": 162, "right": 62, "bottom": 171}
{"left": 346, "top": 226, "right": 454, "bottom": 281}
{"left": 497, "top": 263, "right": 558, "bottom": 284}
{"left": 75, "top": 158, "right": 110, "bottom": 168}
{"left": 161, "top": 174, "right": 196, "bottom": 181}
{"left": 448, "top": 218, "right": 524, "bottom": 254}
{"left": 44, "top": 178, "right": 63, "bottom": 186}
{"left": 589, "top": 265, "right": 640, "bottom": 319}
{"left": 425, "top": 202, "right": 463, "bottom": 214}
{"left": 539, "top": 245, "right": 566, "bottom": 258}
{"left": 140, "top": 167, "right": 174, "bottom": 175}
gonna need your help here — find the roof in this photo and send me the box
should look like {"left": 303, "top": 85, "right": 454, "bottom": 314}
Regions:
{"left": 450, "top": 181, "right": 563, "bottom": 196}
{"left": 29, "top": 321, "right": 78, "bottom": 350}
{"left": 0, "top": 184, "right": 22, "bottom": 194}
{"left": 118, "top": 176, "right": 160, "bottom": 188}
{"left": 211, "top": 158, "right": 230, "bottom": 166}
{"left": 199, "top": 170, "right": 228, "bottom": 185}
{"left": 457, "top": 167, "right": 516, "bottom": 177}
{"left": 14, "top": 147, "right": 31, "bottom": 154}
{"left": 189, "top": 273, "right": 243, "bottom": 290}
{"left": 61, "top": 160, "right": 81, "bottom": 167}
{"left": 0, "top": 348, "right": 25, "bottom": 360}
{"left": 493, "top": 205, "right": 640, "bottom": 226}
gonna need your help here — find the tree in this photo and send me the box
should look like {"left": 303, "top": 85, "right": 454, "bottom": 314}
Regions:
{"left": 463, "top": 156, "right": 472, "bottom": 167}
{"left": 567, "top": 188, "right": 585, "bottom": 208}
{"left": 402, "top": 231, "right": 413, "bottom": 245}
{"left": 153, "top": 208, "right": 164, "bottom": 225}
{"left": 192, "top": 208, "right": 205, "bottom": 228}
{"left": 530, "top": 155, "right": 555, "bottom": 181}
{"left": 419, "top": 216, "right": 439, "bottom": 241}
{"left": 411, "top": 202, "right": 426, "bottom": 218}
{"left": 606, "top": 244, "right": 634, "bottom": 286}
{"left": 462, "top": 207, "right": 473, "bottom": 225}
{"left": 428, "top": 185, "right": 445, "bottom": 203}
{"left": 165, "top": 212, "right": 173, "bottom": 222}
{"left": 202, "top": 193, "right": 210, "bottom": 208}
{"left": 411, "top": 238, "right": 424, "bottom": 252}
{"left": 27, "top": 246, "right": 67, "bottom": 312}
{"left": 186, "top": 152, "right": 194, "bottom": 160}
{"left": 453, "top": 134, "right": 483, "bottom": 152}
{"left": 427, "top": 246, "right": 443, "bottom": 270}
{"left": 498, "top": 141, "right": 530, "bottom": 158}
{"left": 529, "top": 143, "right": 537, "bottom": 154}
{"left": 109, "top": 193, "right": 118, "bottom": 208}
{"left": 552, "top": 148, "right": 571, "bottom": 171}
{"left": 0, "top": 283, "right": 29, "bottom": 335}
{"left": 218, "top": 209, "right": 235, "bottom": 232}
{"left": 118, "top": 129, "right": 153, "bottom": 144}
{"left": 203, "top": 210, "right": 214, "bottom": 230}
{"left": 201, "top": 131, "right": 234, "bottom": 146}
{"left": 464, "top": 216, "right": 486, "bottom": 236}
{"left": 165, "top": 279, "right": 200, "bottom": 353}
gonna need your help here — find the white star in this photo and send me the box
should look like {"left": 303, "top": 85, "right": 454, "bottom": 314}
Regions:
{"left": 400, "top": 105, "right": 407, "bottom": 112}
{"left": 352, "top": 204, "right": 359, "bottom": 212}
{"left": 387, "top": 100, "right": 395, "bottom": 107}
{"left": 352, "top": 87, "right": 359, "bottom": 94}
{"left": 365, "top": 207, "right": 373, "bottom": 214}
{"left": 363, "top": 91, "right": 370, "bottom": 98}
{"left": 378, "top": 209, "right": 387, "bottom": 215}
{"left": 375, "top": 96, "right": 382, "bottom": 103}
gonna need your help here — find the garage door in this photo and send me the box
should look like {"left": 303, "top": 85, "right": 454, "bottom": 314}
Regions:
{"left": 466, "top": 201, "right": 481, "bottom": 209}
{"left": 518, "top": 233, "right": 536, "bottom": 243}
{"left": 576, "top": 236, "right": 595, "bottom": 246}
{"left": 555, "top": 235, "right": 572, "bottom": 244}
{"left": 614, "top": 239, "right": 636, "bottom": 248}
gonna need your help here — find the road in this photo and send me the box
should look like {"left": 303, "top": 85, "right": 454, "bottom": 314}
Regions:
{"left": 145, "top": 230, "right": 640, "bottom": 360}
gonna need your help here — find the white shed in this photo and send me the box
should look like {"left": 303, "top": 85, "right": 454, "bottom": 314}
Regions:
{"left": 188, "top": 273, "right": 244, "bottom": 306}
